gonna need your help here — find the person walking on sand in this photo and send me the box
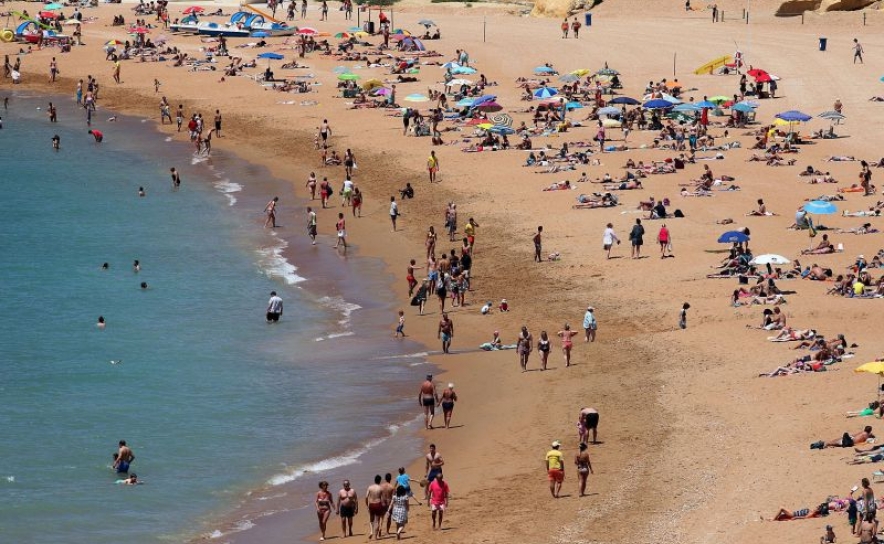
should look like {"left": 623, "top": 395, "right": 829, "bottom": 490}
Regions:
{"left": 264, "top": 196, "right": 279, "bottom": 228}
{"left": 517, "top": 325, "right": 533, "bottom": 372}
{"left": 387, "top": 485, "right": 414, "bottom": 539}
{"left": 557, "top": 324, "right": 579, "bottom": 367}
{"left": 439, "top": 383, "right": 457, "bottom": 428}
{"left": 49, "top": 57, "right": 58, "bottom": 83}
{"left": 658, "top": 223, "right": 671, "bottom": 258}
{"left": 679, "top": 302, "right": 690, "bottom": 329}
{"left": 538, "top": 331, "right": 551, "bottom": 370}
{"left": 438, "top": 312, "right": 454, "bottom": 354}
{"left": 334, "top": 212, "right": 347, "bottom": 250}
{"left": 427, "top": 151, "right": 440, "bottom": 183}
{"left": 336, "top": 480, "right": 358, "bottom": 538}
{"left": 533, "top": 225, "right": 544, "bottom": 262}
{"left": 425, "top": 444, "right": 444, "bottom": 495}
{"left": 629, "top": 218, "right": 645, "bottom": 259}
{"left": 579, "top": 407, "right": 600, "bottom": 444}
{"left": 574, "top": 442, "right": 594, "bottom": 497}
{"left": 571, "top": 18, "right": 581, "bottom": 39}
{"left": 853, "top": 38, "right": 864, "bottom": 64}
{"left": 315, "top": 481, "right": 334, "bottom": 541}
{"left": 366, "top": 475, "right": 385, "bottom": 540}
{"left": 112, "top": 56, "right": 121, "bottom": 84}
{"left": 307, "top": 206, "right": 317, "bottom": 245}
{"left": 266, "top": 291, "right": 283, "bottom": 322}
{"left": 583, "top": 306, "right": 597, "bottom": 343}
{"left": 560, "top": 18, "right": 569, "bottom": 38}
{"left": 546, "top": 440, "right": 565, "bottom": 498}
{"left": 319, "top": 119, "right": 331, "bottom": 143}
{"left": 390, "top": 196, "right": 399, "bottom": 231}
{"left": 603, "top": 223, "right": 621, "bottom": 259}
{"left": 427, "top": 473, "right": 450, "bottom": 530}
{"left": 419, "top": 374, "right": 438, "bottom": 429}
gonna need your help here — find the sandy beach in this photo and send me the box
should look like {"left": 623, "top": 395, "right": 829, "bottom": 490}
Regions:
{"left": 5, "top": 0, "right": 884, "bottom": 542}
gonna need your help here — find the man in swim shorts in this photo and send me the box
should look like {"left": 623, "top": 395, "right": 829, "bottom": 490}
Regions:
{"left": 427, "top": 473, "right": 450, "bottom": 530}
{"left": 425, "top": 444, "right": 444, "bottom": 499}
{"left": 546, "top": 440, "right": 564, "bottom": 498}
{"left": 114, "top": 440, "right": 135, "bottom": 474}
{"left": 266, "top": 291, "right": 283, "bottom": 322}
{"left": 419, "top": 374, "right": 438, "bottom": 429}
{"left": 336, "top": 480, "right": 358, "bottom": 537}
{"left": 438, "top": 312, "right": 454, "bottom": 354}
{"left": 579, "top": 407, "right": 599, "bottom": 444}
{"left": 365, "top": 475, "right": 385, "bottom": 539}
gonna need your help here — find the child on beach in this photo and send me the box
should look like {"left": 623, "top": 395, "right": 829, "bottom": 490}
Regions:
{"left": 679, "top": 302, "right": 690, "bottom": 329}
{"left": 394, "top": 310, "right": 405, "bottom": 338}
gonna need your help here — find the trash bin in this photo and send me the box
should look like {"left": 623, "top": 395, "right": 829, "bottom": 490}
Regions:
{"left": 819, "top": 37, "right": 827, "bottom": 51}
{"left": 584, "top": 13, "right": 592, "bottom": 26}
{"left": 364, "top": 21, "right": 376, "bottom": 34}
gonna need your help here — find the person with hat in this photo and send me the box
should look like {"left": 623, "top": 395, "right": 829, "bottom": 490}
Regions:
{"left": 546, "top": 440, "right": 565, "bottom": 498}
{"left": 583, "top": 306, "right": 597, "bottom": 343}
{"left": 418, "top": 374, "right": 439, "bottom": 429}
{"left": 439, "top": 383, "right": 458, "bottom": 429}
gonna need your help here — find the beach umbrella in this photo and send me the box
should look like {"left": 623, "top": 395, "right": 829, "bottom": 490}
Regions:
{"left": 38, "top": 11, "right": 60, "bottom": 18}
{"left": 334, "top": 32, "right": 352, "bottom": 39}
{"left": 694, "top": 100, "right": 717, "bottom": 109}
{"left": 750, "top": 254, "right": 791, "bottom": 266}
{"left": 333, "top": 66, "right": 349, "bottom": 74}
{"left": 818, "top": 111, "right": 846, "bottom": 122}
{"left": 488, "top": 113, "right": 513, "bottom": 127}
{"left": 347, "top": 26, "right": 362, "bottom": 32}
{"left": 297, "top": 27, "right": 318, "bottom": 35}
{"left": 442, "top": 61, "right": 461, "bottom": 70}
{"left": 570, "top": 68, "right": 590, "bottom": 77}
{"left": 182, "top": 6, "right": 205, "bottom": 14}
{"left": 660, "top": 94, "right": 682, "bottom": 104}
{"left": 456, "top": 98, "right": 475, "bottom": 107}
{"left": 673, "top": 104, "right": 701, "bottom": 112}
{"left": 565, "top": 101, "right": 584, "bottom": 110}
{"left": 130, "top": 27, "right": 150, "bottom": 34}
{"left": 338, "top": 73, "right": 360, "bottom": 81}
{"left": 598, "top": 106, "right": 621, "bottom": 116}
{"left": 62, "top": 19, "right": 82, "bottom": 25}
{"left": 755, "top": 73, "right": 772, "bottom": 83}
{"left": 776, "top": 110, "right": 812, "bottom": 122}
{"left": 643, "top": 99, "right": 673, "bottom": 110}
{"left": 106, "top": 39, "right": 124, "bottom": 46}
{"left": 747, "top": 68, "right": 768, "bottom": 77}
{"left": 258, "top": 52, "right": 284, "bottom": 60}
{"left": 803, "top": 200, "right": 837, "bottom": 215}
{"left": 596, "top": 68, "right": 619, "bottom": 76}
{"left": 361, "top": 78, "right": 383, "bottom": 90}
{"left": 418, "top": 19, "right": 436, "bottom": 26}
{"left": 404, "top": 94, "right": 430, "bottom": 102}
{"left": 609, "top": 96, "right": 640, "bottom": 105}
{"left": 392, "top": 28, "right": 410, "bottom": 35}
{"left": 390, "top": 34, "right": 407, "bottom": 42}
{"left": 476, "top": 122, "right": 494, "bottom": 130}
{"left": 470, "top": 95, "right": 497, "bottom": 106}
{"left": 558, "top": 74, "right": 579, "bottom": 83}
{"left": 718, "top": 231, "right": 750, "bottom": 244}
{"left": 465, "top": 118, "right": 487, "bottom": 126}
{"left": 732, "top": 103, "right": 755, "bottom": 113}
{"left": 534, "top": 66, "right": 556, "bottom": 74}
{"left": 452, "top": 66, "right": 476, "bottom": 75}
{"left": 533, "top": 87, "right": 558, "bottom": 99}
{"left": 708, "top": 96, "right": 729, "bottom": 104}
{"left": 445, "top": 78, "right": 472, "bottom": 87}
{"left": 475, "top": 101, "right": 503, "bottom": 112}
{"left": 489, "top": 125, "right": 515, "bottom": 135}
{"left": 372, "top": 87, "right": 391, "bottom": 96}
{"left": 739, "top": 99, "right": 760, "bottom": 107}
{"left": 44, "top": 3, "right": 64, "bottom": 10}
{"left": 855, "top": 361, "right": 884, "bottom": 396}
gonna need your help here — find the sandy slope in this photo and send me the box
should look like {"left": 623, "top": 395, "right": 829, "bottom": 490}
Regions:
{"left": 4, "top": 2, "right": 884, "bottom": 543}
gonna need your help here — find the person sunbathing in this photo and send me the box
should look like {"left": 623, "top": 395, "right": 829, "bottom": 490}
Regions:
{"left": 826, "top": 155, "right": 858, "bottom": 162}
{"left": 837, "top": 223, "right": 880, "bottom": 235}
{"left": 838, "top": 184, "right": 871, "bottom": 194}
{"left": 806, "top": 174, "right": 837, "bottom": 184}
{"left": 842, "top": 208, "right": 882, "bottom": 217}
{"left": 604, "top": 179, "right": 642, "bottom": 191}
{"left": 746, "top": 199, "right": 777, "bottom": 216}
{"left": 803, "top": 265, "right": 833, "bottom": 280}
{"left": 759, "top": 359, "right": 825, "bottom": 377}
{"left": 801, "top": 243, "right": 836, "bottom": 255}
{"left": 766, "top": 504, "right": 827, "bottom": 521}
{"left": 810, "top": 426, "right": 874, "bottom": 449}
{"left": 543, "top": 180, "right": 573, "bottom": 191}
{"left": 847, "top": 401, "right": 881, "bottom": 419}
{"left": 769, "top": 328, "right": 816, "bottom": 342}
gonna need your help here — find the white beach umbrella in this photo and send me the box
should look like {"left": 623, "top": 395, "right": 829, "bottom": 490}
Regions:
{"left": 750, "top": 254, "right": 791, "bottom": 266}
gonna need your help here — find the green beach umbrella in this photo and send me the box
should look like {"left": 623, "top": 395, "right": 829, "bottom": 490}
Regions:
{"left": 45, "top": 3, "right": 64, "bottom": 10}
{"left": 338, "top": 73, "right": 360, "bottom": 81}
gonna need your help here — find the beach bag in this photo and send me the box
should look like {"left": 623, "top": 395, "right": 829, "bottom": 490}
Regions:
{"left": 842, "top": 432, "right": 854, "bottom": 447}
{"left": 674, "top": 209, "right": 685, "bottom": 218}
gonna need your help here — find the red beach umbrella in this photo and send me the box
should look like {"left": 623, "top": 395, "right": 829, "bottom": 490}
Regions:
{"left": 755, "top": 73, "right": 772, "bottom": 83}
{"left": 747, "top": 68, "right": 768, "bottom": 78}
{"left": 39, "top": 11, "right": 60, "bottom": 18}
{"left": 182, "top": 6, "right": 205, "bottom": 14}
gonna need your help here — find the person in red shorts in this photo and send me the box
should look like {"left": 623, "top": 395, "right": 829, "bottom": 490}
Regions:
{"left": 546, "top": 440, "right": 565, "bottom": 498}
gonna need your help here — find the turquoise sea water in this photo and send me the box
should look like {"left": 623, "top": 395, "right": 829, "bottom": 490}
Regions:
{"left": 0, "top": 95, "right": 423, "bottom": 543}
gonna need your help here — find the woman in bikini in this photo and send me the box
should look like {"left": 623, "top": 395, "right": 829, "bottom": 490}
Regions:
{"left": 557, "top": 324, "right": 579, "bottom": 367}
{"left": 537, "top": 331, "right": 551, "bottom": 371}
{"left": 574, "top": 443, "right": 594, "bottom": 497}
{"left": 517, "top": 326, "right": 533, "bottom": 372}
{"left": 315, "top": 481, "right": 334, "bottom": 540}
{"left": 305, "top": 172, "right": 317, "bottom": 200}
{"left": 426, "top": 226, "right": 437, "bottom": 259}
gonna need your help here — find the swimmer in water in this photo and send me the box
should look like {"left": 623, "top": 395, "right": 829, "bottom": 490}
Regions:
{"left": 101, "top": 262, "right": 109, "bottom": 270}
{"left": 133, "top": 260, "right": 140, "bottom": 273}
{"left": 52, "top": 134, "right": 60, "bottom": 150}
{"left": 138, "top": 187, "right": 145, "bottom": 197}
{"left": 170, "top": 168, "right": 181, "bottom": 191}
{"left": 97, "top": 316, "right": 106, "bottom": 329}
{"left": 115, "top": 473, "right": 141, "bottom": 485}
{"left": 140, "top": 282, "right": 148, "bottom": 290}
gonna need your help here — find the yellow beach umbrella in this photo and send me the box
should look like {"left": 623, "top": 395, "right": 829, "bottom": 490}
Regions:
{"left": 570, "top": 68, "right": 590, "bottom": 77}
{"left": 362, "top": 78, "right": 383, "bottom": 90}
{"left": 477, "top": 123, "right": 493, "bottom": 130}
{"left": 856, "top": 362, "right": 884, "bottom": 375}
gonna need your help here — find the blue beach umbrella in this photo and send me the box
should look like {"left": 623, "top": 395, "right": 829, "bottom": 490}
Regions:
{"left": 452, "top": 66, "right": 476, "bottom": 75}
{"left": 565, "top": 101, "right": 584, "bottom": 110}
{"left": 257, "top": 52, "right": 284, "bottom": 60}
{"left": 533, "top": 87, "right": 558, "bottom": 99}
{"left": 775, "top": 110, "right": 812, "bottom": 122}
{"left": 534, "top": 66, "right": 556, "bottom": 74}
{"left": 597, "top": 106, "right": 621, "bottom": 116}
{"left": 333, "top": 66, "right": 349, "bottom": 74}
{"left": 489, "top": 125, "right": 515, "bottom": 135}
{"left": 732, "top": 103, "right": 755, "bottom": 113}
{"left": 559, "top": 74, "right": 579, "bottom": 83}
{"left": 609, "top": 96, "right": 640, "bottom": 105}
{"left": 718, "top": 230, "right": 750, "bottom": 244}
{"left": 673, "top": 104, "right": 701, "bottom": 112}
{"left": 442, "top": 61, "right": 460, "bottom": 70}
{"left": 694, "top": 100, "right": 717, "bottom": 109}
{"left": 803, "top": 200, "right": 838, "bottom": 215}
{"left": 643, "top": 99, "right": 673, "bottom": 110}
{"left": 470, "top": 95, "right": 496, "bottom": 107}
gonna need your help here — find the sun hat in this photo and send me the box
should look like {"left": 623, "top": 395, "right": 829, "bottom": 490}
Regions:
{"left": 448, "top": 383, "right": 454, "bottom": 388}
{"left": 551, "top": 440, "right": 561, "bottom": 448}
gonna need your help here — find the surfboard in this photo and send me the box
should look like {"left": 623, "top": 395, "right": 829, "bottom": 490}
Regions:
{"left": 693, "top": 55, "right": 732, "bottom": 75}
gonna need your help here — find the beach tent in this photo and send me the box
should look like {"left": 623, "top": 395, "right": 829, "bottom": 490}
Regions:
{"left": 803, "top": 200, "right": 837, "bottom": 215}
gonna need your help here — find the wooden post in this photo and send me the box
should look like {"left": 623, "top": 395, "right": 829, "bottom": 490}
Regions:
{"left": 746, "top": 11, "right": 749, "bottom": 24}
{"left": 483, "top": 17, "right": 486, "bottom": 42}
{"left": 801, "top": 13, "right": 804, "bottom": 24}
{"left": 673, "top": 52, "right": 676, "bottom": 77}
